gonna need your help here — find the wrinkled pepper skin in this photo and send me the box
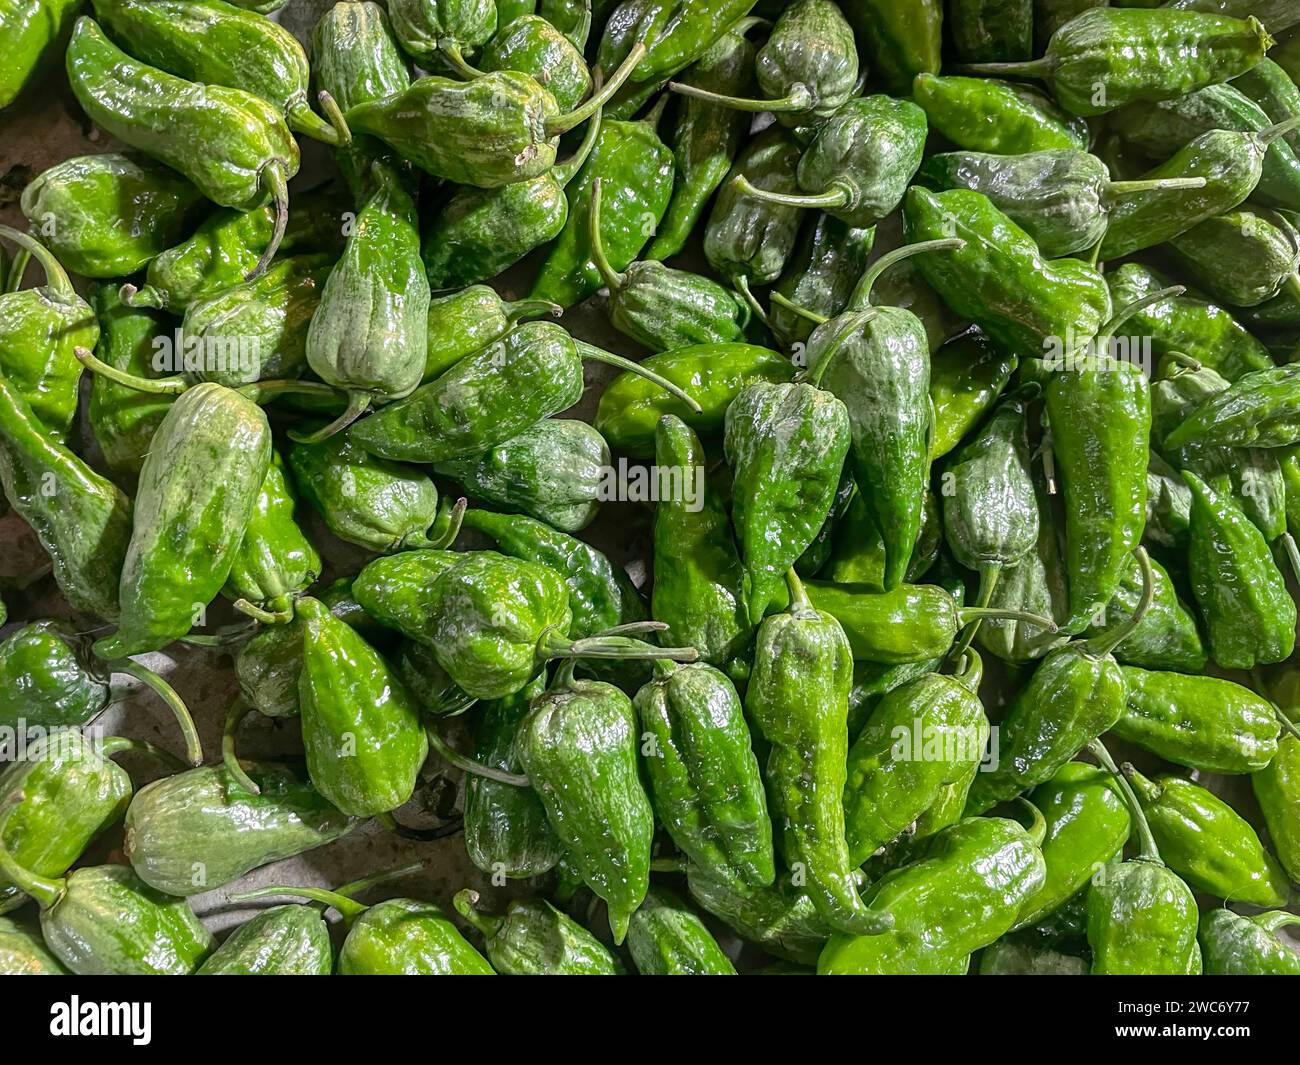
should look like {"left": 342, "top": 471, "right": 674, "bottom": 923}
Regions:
{"left": 1128, "top": 768, "right": 1291, "bottom": 908}
{"left": 1081, "top": 554, "right": 1205, "bottom": 673}
{"left": 336, "top": 899, "right": 494, "bottom": 975}
{"left": 479, "top": 15, "right": 588, "bottom": 112}
{"left": 0, "top": 623, "right": 109, "bottom": 734}
{"left": 197, "top": 905, "right": 333, "bottom": 975}
{"left": 422, "top": 287, "right": 559, "bottom": 383}
{"left": 819, "top": 816, "right": 1046, "bottom": 975}
{"left": 646, "top": 16, "right": 757, "bottom": 261}
{"left": 93, "top": 384, "right": 271, "bottom": 659}
{"left": 0, "top": 378, "right": 131, "bottom": 621}
{"left": 595, "top": 342, "right": 795, "bottom": 458}
{"left": 387, "top": 0, "right": 497, "bottom": 66}
{"left": 297, "top": 596, "right": 428, "bottom": 817}
{"left": 462, "top": 675, "right": 564, "bottom": 880}
{"left": 124, "top": 762, "right": 357, "bottom": 896}
{"left": 0, "top": 0, "right": 83, "bottom": 109}
{"left": 596, "top": 0, "right": 758, "bottom": 85}
{"left": 66, "top": 18, "right": 299, "bottom": 215}
{"left": 745, "top": 572, "right": 889, "bottom": 937}
{"left": 0, "top": 916, "right": 67, "bottom": 975}
{"left": 904, "top": 187, "right": 1111, "bottom": 361}
{"left": 771, "top": 214, "right": 876, "bottom": 347}
{"left": 911, "top": 73, "right": 1088, "bottom": 154}
{"left": 395, "top": 639, "right": 474, "bottom": 718}
{"left": 433, "top": 418, "right": 609, "bottom": 533}
{"left": 928, "top": 329, "right": 1016, "bottom": 460}
{"left": 1199, "top": 909, "right": 1300, "bottom": 976}
{"left": 626, "top": 886, "right": 737, "bottom": 975}
{"left": 1165, "top": 365, "right": 1300, "bottom": 449}
{"left": 1115, "top": 668, "right": 1278, "bottom": 774}
{"left": 1236, "top": 57, "right": 1300, "bottom": 155}
{"left": 1012, "top": 762, "right": 1130, "bottom": 932}
{"left": 842, "top": 0, "right": 942, "bottom": 93}
{"left": 454, "top": 890, "right": 624, "bottom": 974}
{"left": 21, "top": 153, "right": 206, "bottom": 279}
{"left": 635, "top": 660, "right": 773, "bottom": 889}
{"left": 1167, "top": 207, "right": 1300, "bottom": 308}
{"left": 1088, "top": 858, "right": 1202, "bottom": 975}
{"left": 1253, "top": 722, "right": 1300, "bottom": 882}
{"left": 1184, "top": 471, "right": 1296, "bottom": 669}
{"left": 724, "top": 382, "right": 851, "bottom": 622}
{"left": 517, "top": 668, "right": 654, "bottom": 943}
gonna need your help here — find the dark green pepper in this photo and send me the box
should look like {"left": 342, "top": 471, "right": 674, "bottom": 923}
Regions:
{"left": 1145, "top": 450, "right": 1193, "bottom": 549}
{"left": 635, "top": 660, "right": 773, "bottom": 889}
{"left": 196, "top": 905, "right": 333, "bottom": 975}
{"left": 948, "top": 0, "right": 1032, "bottom": 62}
{"left": 821, "top": 486, "right": 943, "bottom": 590}
{"left": 454, "top": 888, "right": 624, "bottom": 973}
{"left": 911, "top": 73, "right": 1088, "bottom": 154}
{"left": 1235, "top": 56, "right": 1300, "bottom": 155}
{"left": 595, "top": 0, "right": 759, "bottom": 85}
{"left": 536, "top": 0, "right": 588, "bottom": 47}
{"left": 1199, "top": 908, "right": 1300, "bottom": 976}
{"left": 387, "top": 0, "right": 497, "bottom": 71}
{"left": 20, "top": 152, "right": 207, "bottom": 279}
{"left": 1253, "top": 683, "right": 1300, "bottom": 882}
{"left": 685, "top": 863, "right": 831, "bottom": 966}
{"left": 473, "top": 14, "right": 588, "bottom": 110}
{"left": 423, "top": 287, "right": 560, "bottom": 383}
{"left": 842, "top": 0, "right": 942, "bottom": 93}
{"left": 929, "top": 329, "right": 1017, "bottom": 461}
{"left": 0, "top": 0, "right": 83, "bottom": 109}
{"left": 1080, "top": 553, "right": 1206, "bottom": 673}
{"left": 1166, "top": 364, "right": 1300, "bottom": 448}
{"left": 769, "top": 214, "right": 876, "bottom": 347}
{"left": 626, "top": 885, "right": 737, "bottom": 974}
{"left": 1167, "top": 207, "right": 1300, "bottom": 308}
{"left": 395, "top": 639, "right": 475, "bottom": 718}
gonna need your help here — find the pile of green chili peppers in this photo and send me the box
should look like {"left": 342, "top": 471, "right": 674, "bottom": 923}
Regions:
{"left": 0, "top": 0, "right": 1298, "bottom": 979}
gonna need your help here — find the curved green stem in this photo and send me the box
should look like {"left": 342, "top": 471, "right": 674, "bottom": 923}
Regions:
{"left": 228, "top": 885, "right": 370, "bottom": 923}
{"left": 553, "top": 69, "right": 604, "bottom": 188}
{"left": 949, "top": 564, "right": 998, "bottom": 662}
{"left": 667, "top": 80, "right": 812, "bottom": 113}
{"left": 953, "top": 647, "right": 983, "bottom": 693}
{"left": 573, "top": 340, "right": 703, "bottom": 413}
{"left": 731, "top": 174, "right": 845, "bottom": 212}
{"left": 426, "top": 725, "right": 530, "bottom": 786}
{"left": 439, "top": 41, "right": 484, "bottom": 79}
{"left": 408, "top": 495, "right": 467, "bottom": 551}
{"left": 1017, "top": 797, "right": 1046, "bottom": 847}
{"left": 1081, "top": 546, "right": 1153, "bottom": 658}
{"left": 1261, "top": 116, "right": 1300, "bottom": 146}
{"left": 1160, "top": 351, "right": 1202, "bottom": 375}
{"left": 849, "top": 238, "right": 966, "bottom": 307}
{"left": 803, "top": 309, "right": 881, "bottom": 386}
{"left": 317, "top": 90, "right": 352, "bottom": 146}
{"left": 1280, "top": 532, "right": 1300, "bottom": 591}
{"left": 179, "top": 619, "right": 259, "bottom": 647}
{"left": 222, "top": 697, "right": 262, "bottom": 796}
{"left": 75, "top": 346, "right": 186, "bottom": 394}
{"left": 118, "top": 282, "right": 165, "bottom": 309}
{"left": 1096, "top": 287, "right": 1184, "bottom": 349}
{"left": 109, "top": 659, "right": 204, "bottom": 767}
{"left": 588, "top": 178, "right": 626, "bottom": 292}
{"left": 504, "top": 298, "right": 563, "bottom": 325}
{"left": 246, "top": 163, "right": 289, "bottom": 282}
{"left": 453, "top": 888, "right": 504, "bottom": 938}
{"left": 1087, "top": 739, "right": 1160, "bottom": 863}
{"left": 287, "top": 392, "right": 371, "bottom": 443}
{"left": 5, "top": 247, "right": 30, "bottom": 292}
{"left": 592, "top": 620, "right": 668, "bottom": 638}
{"left": 734, "top": 275, "right": 769, "bottom": 329}
{"left": 1105, "top": 176, "right": 1205, "bottom": 201}
{"left": 237, "top": 379, "right": 341, "bottom": 404}
{"left": 233, "top": 598, "right": 292, "bottom": 625}
{"left": 545, "top": 632, "right": 699, "bottom": 663}
{"left": 288, "top": 96, "right": 347, "bottom": 147}
{"left": 97, "top": 735, "right": 188, "bottom": 772}
{"left": 770, "top": 290, "right": 828, "bottom": 325}
{"left": 0, "top": 225, "right": 76, "bottom": 303}
{"left": 956, "top": 57, "right": 1056, "bottom": 79}
{"left": 0, "top": 796, "right": 65, "bottom": 909}
{"left": 1256, "top": 911, "right": 1300, "bottom": 934}
{"left": 547, "top": 43, "right": 647, "bottom": 135}
{"left": 1275, "top": 706, "right": 1300, "bottom": 743}
{"left": 335, "top": 861, "right": 425, "bottom": 900}
{"left": 785, "top": 566, "right": 812, "bottom": 613}
{"left": 957, "top": 605, "right": 1057, "bottom": 630}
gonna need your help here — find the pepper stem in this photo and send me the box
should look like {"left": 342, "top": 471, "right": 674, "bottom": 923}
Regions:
{"left": 543, "top": 631, "right": 699, "bottom": 663}
{"left": 1274, "top": 706, "right": 1300, "bottom": 743}
{"left": 593, "top": 620, "right": 669, "bottom": 638}
{"left": 848, "top": 238, "right": 966, "bottom": 308}
{"left": 1280, "top": 532, "right": 1300, "bottom": 592}
{"left": 1256, "top": 911, "right": 1300, "bottom": 934}
{"left": 236, "top": 379, "right": 341, "bottom": 404}
{"left": 287, "top": 392, "right": 372, "bottom": 443}
{"left": 335, "top": 861, "right": 425, "bottom": 900}
{"left": 648, "top": 857, "right": 687, "bottom": 873}
{"left": 233, "top": 599, "right": 292, "bottom": 625}
{"left": 1017, "top": 798, "right": 1047, "bottom": 847}
{"left": 288, "top": 94, "right": 350, "bottom": 147}
{"left": 1096, "top": 287, "right": 1184, "bottom": 350}
{"left": 97, "top": 736, "right": 188, "bottom": 772}
{"left": 5, "top": 247, "right": 30, "bottom": 292}
{"left": 733, "top": 275, "right": 770, "bottom": 329}
{"left": 246, "top": 163, "right": 289, "bottom": 282}
{"left": 109, "top": 659, "right": 204, "bottom": 766}
{"left": 118, "top": 282, "right": 165, "bottom": 309}
{"left": 1080, "top": 546, "right": 1154, "bottom": 658}
{"left": 409, "top": 495, "right": 467, "bottom": 550}
{"left": 0, "top": 795, "right": 66, "bottom": 909}
{"left": 950, "top": 564, "right": 999, "bottom": 662}
{"left": 426, "top": 725, "right": 530, "bottom": 786}
{"left": 1260, "top": 116, "right": 1300, "bottom": 145}
{"left": 75, "top": 345, "right": 186, "bottom": 394}
{"left": 546, "top": 43, "right": 647, "bottom": 135}
{"left": 222, "top": 697, "right": 262, "bottom": 796}
{"left": 770, "top": 291, "right": 829, "bottom": 326}
{"left": 552, "top": 71, "right": 605, "bottom": 188}
{"left": 318, "top": 90, "right": 352, "bottom": 146}
{"left": 453, "top": 888, "right": 504, "bottom": 938}
{"left": 573, "top": 340, "right": 703, "bottom": 413}
{"left": 803, "top": 308, "right": 882, "bottom": 386}
{"left": 1105, "top": 176, "right": 1206, "bottom": 201}
{"left": 952, "top": 647, "right": 983, "bottom": 693}
{"left": 667, "top": 80, "right": 813, "bottom": 113}
{"left": 731, "top": 174, "right": 847, "bottom": 212}
{"left": 1160, "top": 350, "right": 1202, "bottom": 375}
{"left": 1088, "top": 739, "right": 1161, "bottom": 865}
{"left": 0, "top": 225, "right": 76, "bottom": 303}
{"left": 785, "top": 567, "right": 813, "bottom": 613}
{"left": 957, "top": 605, "right": 1057, "bottom": 630}
{"left": 956, "top": 57, "right": 1056, "bottom": 79}
{"left": 439, "top": 41, "right": 484, "bottom": 79}
{"left": 588, "top": 178, "right": 627, "bottom": 292}
{"left": 504, "top": 298, "right": 563, "bottom": 325}
{"left": 228, "top": 885, "right": 370, "bottom": 924}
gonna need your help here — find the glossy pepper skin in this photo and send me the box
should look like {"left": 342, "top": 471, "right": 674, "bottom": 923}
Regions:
{"left": 1080, "top": 554, "right": 1205, "bottom": 673}
{"left": 1184, "top": 471, "right": 1296, "bottom": 669}
{"left": 819, "top": 814, "right": 1046, "bottom": 975}
{"left": 1088, "top": 857, "right": 1202, "bottom": 975}
{"left": 978, "top": 937, "right": 1087, "bottom": 975}
{"left": 911, "top": 74, "right": 1088, "bottom": 155}
{"left": 635, "top": 660, "right": 773, "bottom": 890}
{"left": 1236, "top": 57, "right": 1300, "bottom": 155}
{"left": 746, "top": 570, "right": 892, "bottom": 937}
{"left": 1253, "top": 693, "right": 1300, "bottom": 882}
{"left": 20, "top": 153, "right": 206, "bottom": 279}
{"left": 296, "top": 595, "right": 427, "bottom": 817}
{"left": 422, "top": 287, "right": 560, "bottom": 382}
{"left": 595, "top": 342, "right": 795, "bottom": 458}
{"left": 903, "top": 187, "right": 1112, "bottom": 362}
{"left": 626, "top": 886, "right": 737, "bottom": 975}
{"left": 842, "top": 652, "right": 989, "bottom": 868}
{"left": 196, "top": 906, "right": 333, "bottom": 975}
{"left": 651, "top": 415, "right": 750, "bottom": 671}
{"left": 596, "top": 0, "right": 758, "bottom": 85}
{"left": 770, "top": 214, "right": 876, "bottom": 347}
{"left": 1166, "top": 207, "right": 1300, "bottom": 308}
{"left": 962, "top": 8, "right": 1271, "bottom": 117}
{"left": 1199, "top": 909, "right": 1300, "bottom": 975}
{"left": 724, "top": 381, "right": 851, "bottom": 623}
{"left": 90, "top": 0, "right": 347, "bottom": 145}
{"left": 646, "top": 17, "right": 758, "bottom": 261}
{"left": 0, "top": 0, "right": 83, "bottom": 108}
{"left": 0, "top": 226, "right": 98, "bottom": 442}
{"left": 518, "top": 663, "right": 654, "bottom": 943}
{"left": 453, "top": 890, "right": 624, "bottom": 974}
{"left": 93, "top": 385, "right": 271, "bottom": 659}
{"left": 0, "top": 916, "right": 67, "bottom": 975}
{"left": 1114, "top": 668, "right": 1278, "bottom": 774}
{"left": 0, "top": 623, "right": 110, "bottom": 734}
{"left": 124, "top": 761, "right": 358, "bottom": 896}
{"left": 0, "top": 377, "right": 131, "bottom": 621}
{"left": 66, "top": 18, "right": 299, "bottom": 271}
{"left": 462, "top": 675, "right": 564, "bottom": 880}
{"left": 1012, "top": 762, "right": 1130, "bottom": 932}
{"left": 387, "top": 0, "right": 497, "bottom": 68}
{"left": 928, "top": 329, "right": 1016, "bottom": 460}
{"left": 842, "top": 0, "right": 942, "bottom": 93}
{"left": 685, "top": 863, "right": 831, "bottom": 966}
{"left": 529, "top": 102, "right": 676, "bottom": 309}
{"left": 1165, "top": 365, "right": 1300, "bottom": 449}
{"left": 478, "top": 14, "right": 588, "bottom": 112}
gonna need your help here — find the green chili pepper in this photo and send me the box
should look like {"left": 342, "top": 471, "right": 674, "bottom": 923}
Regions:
{"left": 423, "top": 288, "right": 560, "bottom": 383}
{"left": 746, "top": 570, "right": 894, "bottom": 937}
{"left": 635, "top": 660, "right": 773, "bottom": 890}
{"left": 962, "top": 8, "right": 1272, "bottom": 117}
{"left": 964, "top": 549, "right": 1155, "bottom": 814}
{"left": 1168, "top": 207, "right": 1300, "bottom": 308}
{"left": 1084, "top": 741, "right": 1202, "bottom": 975}
{"left": 868, "top": 261, "right": 973, "bottom": 356}
{"left": 518, "top": 660, "right": 654, "bottom": 943}
{"left": 536, "top": 0, "right": 589, "bottom": 47}
{"left": 646, "top": 16, "right": 758, "bottom": 261}
{"left": 387, "top": 0, "right": 497, "bottom": 71}
{"left": 1125, "top": 766, "right": 1292, "bottom": 907}
{"left": 911, "top": 73, "right": 1088, "bottom": 155}
{"left": 472, "top": 15, "right": 588, "bottom": 110}
{"left": 683, "top": 862, "right": 830, "bottom": 966}
{"left": 929, "top": 330, "right": 1017, "bottom": 461}
{"left": 819, "top": 810, "right": 1047, "bottom": 975}
{"left": 1166, "top": 365, "right": 1300, "bottom": 448}
{"left": 1145, "top": 450, "right": 1193, "bottom": 548}
{"left": 1199, "top": 908, "right": 1300, "bottom": 976}
{"left": 66, "top": 17, "right": 298, "bottom": 280}
{"left": 1113, "top": 667, "right": 1278, "bottom": 774}
{"left": 821, "top": 486, "right": 942, "bottom": 590}
{"left": 1253, "top": 672, "right": 1300, "bottom": 881}
{"left": 841, "top": 0, "right": 942, "bottom": 93}
{"left": 0, "top": 0, "right": 82, "bottom": 109}
{"left": 903, "top": 187, "right": 1112, "bottom": 362}
{"left": 454, "top": 889, "right": 623, "bottom": 974}
{"left": 0, "top": 916, "right": 67, "bottom": 975}
{"left": 1236, "top": 57, "right": 1300, "bottom": 155}
{"left": 91, "top": 0, "right": 349, "bottom": 145}
{"left": 0, "top": 623, "right": 109, "bottom": 735}
{"left": 421, "top": 99, "right": 603, "bottom": 288}
{"left": 595, "top": 341, "right": 795, "bottom": 457}
{"left": 949, "top": 0, "right": 1032, "bottom": 62}
{"left": 769, "top": 214, "right": 875, "bottom": 347}
{"left": 20, "top": 152, "right": 207, "bottom": 279}
{"left": 196, "top": 905, "right": 333, "bottom": 975}
{"left": 596, "top": 0, "right": 758, "bottom": 85}
{"left": 1081, "top": 554, "right": 1206, "bottom": 674}
{"left": 1184, "top": 470, "right": 1296, "bottom": 669}
{"left": 626, "top": 885, "right": 737, "bottom": 974}
{"left": 349, "top": 321, "right": 700, "bottom": 463}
